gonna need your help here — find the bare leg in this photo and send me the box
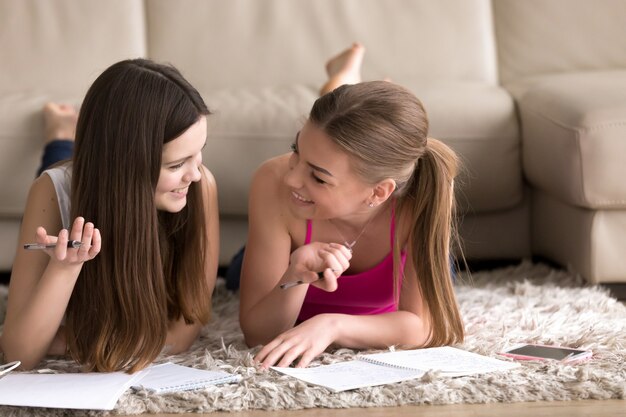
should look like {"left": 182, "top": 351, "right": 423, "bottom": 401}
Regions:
{"left": 43, "top": 102, "right": 78, "bottom": 143}
{"left": 319, "top": 43, "right": 365, "bottom": 95}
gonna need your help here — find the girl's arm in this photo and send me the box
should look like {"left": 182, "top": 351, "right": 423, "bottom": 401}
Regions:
{"left": 239, "top": 158, "right": 307, "bottom": 346}
{"left": 239, "top": 158, "right": 351, "bottom": 347}
{"left": 255, "top": 243, "right": 433, "bottom": 368}
{"left": 163, "top": 166, "right": 219, "bottom": 353}
{"left": 331, "top": 251, "right": 431, "bottom": 348}
{"left": 0, "top": 175, "right": 100, "bottom": 369}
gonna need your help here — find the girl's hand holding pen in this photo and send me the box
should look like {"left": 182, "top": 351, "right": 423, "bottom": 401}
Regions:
{"left": 24, "top": 240, "right": 83, "bottom": 250}
{"left": 281, "top": 242, "right": 352, "bottom": 292}
{"left": 28, "top": 217, "right": 101, "bottom": 265}
{"left": 279, "top": 270, "right": 338, "bottom": 290}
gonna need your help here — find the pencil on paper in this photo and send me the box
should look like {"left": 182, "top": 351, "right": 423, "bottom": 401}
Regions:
{"left": 24, "top": 240, "right": 83, "bottom": 250}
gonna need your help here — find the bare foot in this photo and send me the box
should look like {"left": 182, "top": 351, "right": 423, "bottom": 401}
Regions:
{"left": 326, "top": 42, "right": 365, "bottom": 84}
{"left": 43, "top": 102, "right": 78, "bottom": 144}
{"left": 320, "top": 43, "right": 365, "bottom": 95}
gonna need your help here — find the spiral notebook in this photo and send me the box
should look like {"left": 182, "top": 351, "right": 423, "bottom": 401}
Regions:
{"left": 272, "top": 346, "right": 519, "bottom": 392}
{"left": 132, "top": 363, "right": 241, "bottom": 394}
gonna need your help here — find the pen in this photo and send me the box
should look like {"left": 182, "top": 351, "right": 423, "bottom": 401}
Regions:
{"left": 279, "top": 270, "right": 339, "bottom": 290}
{"left": 24, "top": 240, "right": 83, "bottom": 250}
{"left": 280, "top": 279, "right": 315, "bottom": 290}
{"left": 0, "top": 361, "right": 20, "bottom": 377}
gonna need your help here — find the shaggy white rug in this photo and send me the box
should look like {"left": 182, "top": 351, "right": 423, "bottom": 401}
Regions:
{"left": 0, "top": 260, "right": 624, "bottom": 416}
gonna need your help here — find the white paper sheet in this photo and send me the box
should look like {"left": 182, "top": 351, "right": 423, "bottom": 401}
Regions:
{"left": 0, "top": 369, "right": 147, "bottom": 410}
{"left": 272, "top": 347, "right": 520, "bottom": 392}
{"left": 272, "top": 360, "right": 424, "bottom": 392}
{"left": 360, "top": 346, "right": 520, "bottom": 376}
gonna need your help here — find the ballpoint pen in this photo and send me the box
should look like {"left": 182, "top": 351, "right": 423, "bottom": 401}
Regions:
{"left": 280, "top": 270, "right": 340, "bottom": 290}
{"left": 23, "top": 240, "right": 83, "bottom": 250}
{"left": 280, "top": 278, "right": 320, "bottom": 290}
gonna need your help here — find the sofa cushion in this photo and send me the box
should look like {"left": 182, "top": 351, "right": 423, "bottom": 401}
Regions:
{"left": 203, "top": 85, "right": 317, "bottom": 216}
{"left": 0, "top": 0, "right": 146, "bottom": 96}
{"left": 146, "top": 0, "right": 499, "bottom": 90}
{"left": 149, "top": 0, "right": 521, "bottom": 215}
{"left": 533, "top": 189, "right": 626, "bottom": 284}
{"left": 493, "top": 0, "right": 626, "bottom": 85}
{"left": 519, "top": 71, "right": 626, "bottom": 209}
{"left": 415, "top": 82, "right": 521, "bottom": 213}
{"left": 0, "top": 0, "right": 147, "bottom": 217}
{"left": 202, "top": 82, "right": 521, "bottom": 217}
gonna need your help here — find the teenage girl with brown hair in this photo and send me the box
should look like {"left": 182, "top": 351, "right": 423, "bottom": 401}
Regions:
{"left": 1, "top": 59, "right": 219, "bottom": 372}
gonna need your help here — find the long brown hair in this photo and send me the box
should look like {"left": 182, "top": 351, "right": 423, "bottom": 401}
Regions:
{"left": 66, "top": 59, "right": 212, "bottom": 372}
{"left": 309, "top": 81, "right": 464, "bottom": 346}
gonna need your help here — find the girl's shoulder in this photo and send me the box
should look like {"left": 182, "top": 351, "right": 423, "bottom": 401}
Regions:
{"left": 250, "top": 154, "right": 290, "bottom": 199}
{"left": 31, "top": 170, "right": 59, "bottom": 200}
{"left": 248, "top": 154, "right": 292, "bottom": 221}
{"left": 22, "top": 169, "right": 64, "bottom": 235}
{"left": 254, "top": 153, "right": 290, "bottom": 178}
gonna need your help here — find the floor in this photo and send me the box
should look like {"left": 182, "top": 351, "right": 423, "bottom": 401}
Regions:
{"left": 136, "top": 399, "right": 625, "bottom": 417}
{"left": 3, "top": 263, "right": 625, "bottom": 415}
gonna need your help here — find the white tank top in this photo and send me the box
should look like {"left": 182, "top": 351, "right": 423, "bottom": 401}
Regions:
{"left": 42, "top": 164, "right": 72, "bottom": 229}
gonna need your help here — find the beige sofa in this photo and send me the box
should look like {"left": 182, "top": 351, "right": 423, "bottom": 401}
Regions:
{"left": 0, "top": 0, "right": 624, "bottom": 284}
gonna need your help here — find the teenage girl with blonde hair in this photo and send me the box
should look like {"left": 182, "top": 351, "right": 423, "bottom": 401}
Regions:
{"left": 239, "top": 43, "right": 464, "bottom": 368}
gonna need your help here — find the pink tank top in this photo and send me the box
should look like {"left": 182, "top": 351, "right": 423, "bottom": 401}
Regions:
{"left": 297, "top": 206, "right": 407, "bottom": 322}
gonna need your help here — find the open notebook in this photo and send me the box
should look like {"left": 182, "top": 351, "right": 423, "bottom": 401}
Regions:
{"left": 131, "top": 362, "right": 241, "bottom": 394}
{"left": 0, "top": 362, "right": 240, "bottom": 410}
{"left": 272, "top": 346, "right": 520, "bottom": 392}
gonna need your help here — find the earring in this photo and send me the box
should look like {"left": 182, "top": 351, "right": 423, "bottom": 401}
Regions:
{"left": 368, "top": 202, "right": 375, "bottom": 208}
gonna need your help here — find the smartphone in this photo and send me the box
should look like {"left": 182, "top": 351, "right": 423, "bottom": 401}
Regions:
{"left": 500, "top": 344, "right": 592, "bottom": 362}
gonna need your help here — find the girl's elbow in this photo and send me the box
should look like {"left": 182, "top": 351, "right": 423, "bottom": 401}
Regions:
{"left": 239, "top": 310, "right": 282, "bottom": 347}
{"left": 240, "top": 321, "right": 271, "bottom": 348}
{"left": 241, "top": 326, "right": 264, "bottom": 348}
{"left": 243, "top": 335, "right": 257, "bottom": 349}
{"left": 402, "top": 314, "right": 431, "bottom": 348}
{"left": 166, "top": 343, "right": 191, "bottom": 355}
{"left": 1, "top": 345, "right": 40, "bottom": 371}
{"left": 243, "top": 331, "right": 275, "bottom": 349}
{"left": 14, "top": 359, "right": 38, "bottom": 371}
{"left": 395, "top": 330, "right": 428, "bottom": 350}
{"left": 239, "top": 314, "right": 256, "bottom": 347}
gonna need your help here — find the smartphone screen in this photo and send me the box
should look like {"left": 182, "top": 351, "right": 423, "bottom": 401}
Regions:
{"left": 505, "top": 345, "right": 587, "bottom": 360}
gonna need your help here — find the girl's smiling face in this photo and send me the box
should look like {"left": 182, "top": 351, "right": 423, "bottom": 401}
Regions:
{"left": 155, "top": 117, "right": 207, "bottom": 213}
{"left": 283, "top": 121, "right": 373, "bottom": 220}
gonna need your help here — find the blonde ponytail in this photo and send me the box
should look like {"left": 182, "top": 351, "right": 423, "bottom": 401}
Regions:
{"left": 309, "top": 81, "right": 464, "bottom": 346}
{"left": 397, "top": 138, "right": 464, "bottom": 346}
